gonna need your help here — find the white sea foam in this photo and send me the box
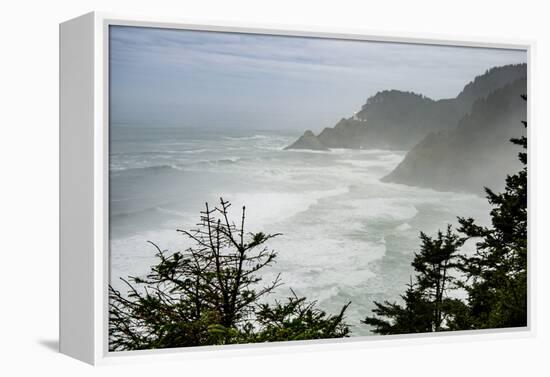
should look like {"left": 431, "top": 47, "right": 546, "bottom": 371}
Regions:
{"left": 180, "top": 148, "right": 210, "bottom": 154}
{"left": 223, "top": 134, "right": 269, "bottom": 141}
{"left": 109, "top": 129, "right": 491, "bottom": 335}
{"left": 283, "top": 148, "right": 332, "bottom": 154}
{"left": 224, "top": 187, "right": 349, "bottom": 230}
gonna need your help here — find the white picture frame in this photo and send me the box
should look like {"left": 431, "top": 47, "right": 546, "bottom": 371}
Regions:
{"left": 59, "top": 11, "right": 535, "bottom": 365}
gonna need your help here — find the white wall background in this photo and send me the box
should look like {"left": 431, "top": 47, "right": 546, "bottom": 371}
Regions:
{"left": 1, "top": 0, "right": 548, "bottom": 375}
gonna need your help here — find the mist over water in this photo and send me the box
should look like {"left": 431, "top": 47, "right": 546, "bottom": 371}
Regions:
{"left": 109, "top": 125, "right": 490, "bottom": 336}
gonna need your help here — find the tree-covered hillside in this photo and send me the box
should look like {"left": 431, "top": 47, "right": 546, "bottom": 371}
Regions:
{"left": 285, "top": 64, "right": 526, "bottom": 151}
{"left": 383, "top": 77, "right": 527, "bottom": 194}
{"left": 365, "top": 96, "right": 527, "bottom": 334}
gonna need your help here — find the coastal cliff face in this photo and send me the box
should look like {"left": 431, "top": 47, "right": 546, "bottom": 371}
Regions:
{"left": 284, "top": 130, "right": 329, "bottom": 151}
{"left": 317, "top": 118, "right": 369, "bottom": 149}
{"left": 382, "top": 77, "right": 527, "bottom": 194}
{"left": 351, "top": 91, "right": 461, "bottom": 150}
{"left": 285, "top": 64, "right": 527, "bottom": 152}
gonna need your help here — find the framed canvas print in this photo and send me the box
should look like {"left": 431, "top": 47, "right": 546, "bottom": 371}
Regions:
{"left": 59, "top": 12, "right": 532, "bottom": 365}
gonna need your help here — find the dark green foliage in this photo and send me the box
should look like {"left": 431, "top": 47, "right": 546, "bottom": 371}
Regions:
{"left": 457, "top": 65, "right": 527, "bottom": 103}
{"left": 412, "top": 226, "right": 465, "bottom": 331}
{"left": 363, "top": 282, "right": 433, "bottom": 335}
{"left": 109, "top": 198, "right": 351, "bottom": 351}
{"left": 365, "top": 95, "right": 527, "bottom": 335}
{"left": 457, "top": 95, "right": 527, "bottom": 329}
{"left": 363, "top": 226, "right": 468, "bottom": 334}
{"left": 252, "top": 291, "right": 351, "bottom": 342}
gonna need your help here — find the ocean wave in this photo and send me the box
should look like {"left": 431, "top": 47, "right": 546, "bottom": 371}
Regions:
{"left": 208, "top": 157, "right": 241, "bottom": 164}
{"left": 338, "top": 159, "right": 392, "bottom": 169}
{"left": 179, "top": 148, "right": 210, "bottom": 154}
{"left": 224, "top": 186, "right": 350, "bottom": 231}
{"left": 111, "top": 204, "right": 190, "bottom": 222}
{"left": 110, "top": 164, "right": 186, "bottom": 176}
{"left": 110, "top": 157, "right": 249, "bottom": 176}
{"left": 223, "top": 135, "right": 269, "bottom": 141}
{"left": 284, "top": 148, "right": 332, "bottom": 154}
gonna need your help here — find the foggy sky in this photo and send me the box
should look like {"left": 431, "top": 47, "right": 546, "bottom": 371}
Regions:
{"left": 110, "top": 26, "right": 527, "bottom": 132}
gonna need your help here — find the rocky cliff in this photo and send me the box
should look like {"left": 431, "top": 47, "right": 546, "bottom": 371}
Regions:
{"left": 382, "top": 77, "right": 527, "bottom": 194}
{"left": 285, "top": 64, "right": 527, "bottom": 151}
{"left": 284, "top": 130, "right": 329, "bottom": 151}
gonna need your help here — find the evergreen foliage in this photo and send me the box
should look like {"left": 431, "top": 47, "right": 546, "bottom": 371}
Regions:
{"left": 251, "top": 291, "right": 351, "bottom": 342}
{"left": 110, "top": 95, "right": 528, "bottom": 346}
{"left": 109, "top": 198, "right": 351, "bottom": 351}
{"left": 457, "top": 94, "right": 528, "bottom": 329}
{"left": 363, "top": 226, "right": 468, "bottom": 334}
{"left": 364, "top": 95, "right": 528, "bottom": 334}
{"left": 363, "top": 281, "right": 433, "bottom": 335}
{"left": 286, "top": 64, "right": 526, "bottom": 152}
{"left": 383, "top": 77, "right": 527, "bottom": 194}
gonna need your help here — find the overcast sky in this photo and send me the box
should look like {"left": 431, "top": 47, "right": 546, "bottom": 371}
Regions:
{"left": 110, "top": 26, "right": 527, "bottom": 132}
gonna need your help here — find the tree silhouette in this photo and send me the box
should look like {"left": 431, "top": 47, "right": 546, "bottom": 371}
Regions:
{"left": 109, "top": 198, "right": 351, "bottom": 351}
{"left": 363, "top": 280, "right": 432, "bottom": 335}
{"left": 251, "top": 290, "right": 351, "bottom": 342}
{"left": 457, "top": 95, "right": 528, "bottom": 329}
{"left": 364, "top": 94, "right": 528, "bottom": 334}
{"left": 363, "top": 226, "right": 467, "bottom": 334}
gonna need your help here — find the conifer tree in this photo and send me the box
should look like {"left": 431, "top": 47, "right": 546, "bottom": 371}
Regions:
{"left": 363, "top": 226, "right": 467, "bottom": 334}
{"left": 109, "top": 198, "right": 351, "bottom": 351}
{"left": 251, "top": 290, "right": 351, "bottom": 341}
{"left": 412, "top": 226, "right": 465, "bottom": 330}
{"left": 365, "top": 95, "right": 528, "bottom": 335}
{"left": 457, "top": 95, "right": 528, "bottom": 329}
{"left": 363, "top": 281, "right": 433, "bottom": 335}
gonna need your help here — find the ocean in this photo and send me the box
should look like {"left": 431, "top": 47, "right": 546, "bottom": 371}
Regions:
{"left": 109, "top": 125, "right": 490, "bottom": 336}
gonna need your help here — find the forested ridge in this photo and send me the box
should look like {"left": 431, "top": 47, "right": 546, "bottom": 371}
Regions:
{"left": 365, "top": 95, "right": 527, "bottom": 334}
{"left": 286, "top": 64, "right": 526, "bottom": 151}
{"left": 110, "top": 96, "right": 528, "bottom": 350}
